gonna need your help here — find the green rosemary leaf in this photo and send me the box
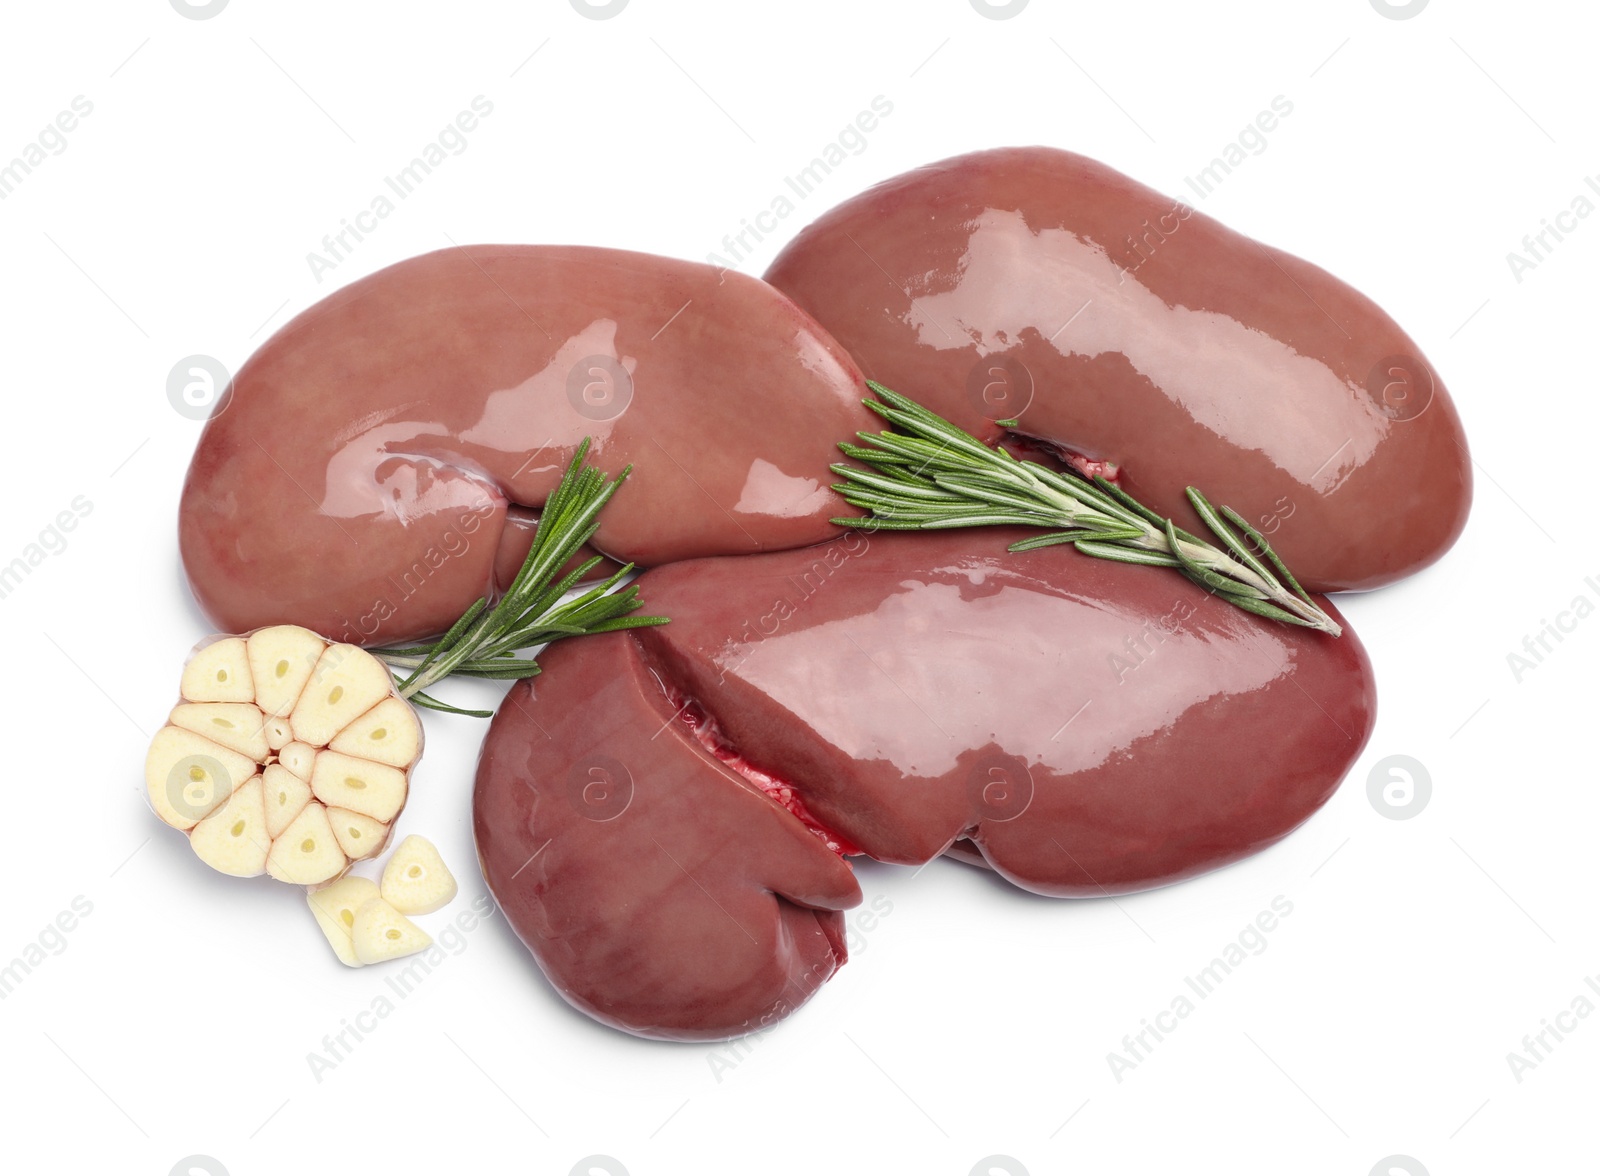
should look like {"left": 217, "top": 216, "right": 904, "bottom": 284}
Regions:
{"left": 1033, "top": 470, "right": 1149, "bottom": 529}
{"left": 1224, "top": 595, "right": 1311, "bottom": 627}
{"left": 404, "top": 689, "right": 496, "bottom": 719}
{"left": 374, "top": 438, "right": 668, "bottom": 712}
{"left": 845, "top": 431, "right": 969, "bottom": 474}
{"left": 444, "top": 664, "right": 547, "bottom": 681}
{"left": 828, "top": 383, "right": 1340, "bottom": 636}
{"left": 1089, "top": 475, "right": 1170, "bottom": 530}
{"left": 837, "top": 443, "right": 927, "bottom": 469}
{"left": 1217, "top": 504, "right": 1318, "bottom": 607}
{"left": 1185, "top": 487, "right": 1278, "bottom": 588}
{"left": 369, "top": 645, "right": 435, "bottom": 660}
{"left": 1164, "top": 518, "right": 1268, "bottom": 599}
{"left": 1008, "top": 530, "right": 1128, "bottom": 552}
{"left": 929, "top": 473, "right": 1064, "bottom": 514}
{"left": 836, "top": 466, "right": 965, "bottom": 501}
{"left": 445, "top": 660, "right": 544, "bottom": 677}
{"left": 1069, "top": 540, "right": 1183, "bottom": 568}
{"left": 865, "top": 407, "right": 997, "bottom": 465}
{"left": 832, "top": 516, "right": 936, "bottom": 531}
{"left": 912, "top": 513, "right": 1059, "bottom": 530}
{"left": 582, "top": 614, "right": 672, "bottom": 634}
{"left": 831, "top": 491, "right": 955, "bottom": 517}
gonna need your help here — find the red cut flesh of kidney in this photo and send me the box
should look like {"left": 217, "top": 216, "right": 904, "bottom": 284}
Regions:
{"left": 473, "top": 631, "right": 860, "bottom": 1043}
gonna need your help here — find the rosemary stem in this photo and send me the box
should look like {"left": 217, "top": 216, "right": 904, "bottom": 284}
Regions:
{"left": 834, "top": 381, "right": 1342, "bottom": 638}
{"left": 371, "top": 439, "right": 669, "bottom": 712}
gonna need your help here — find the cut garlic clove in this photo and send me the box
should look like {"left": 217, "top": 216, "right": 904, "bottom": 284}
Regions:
{"left": 180, "top": 637, "right": 255, "bottom": 703}
{"left": 265, "top": 802, "right": 346, "bottom": 885}
{"left": 290, "top": 645, "right": 393, "bottom": 747}
{"left": 246, "top": 624, "right": 326, "bottom": 717}
{"left": 262, "top": 713, "right": 293, "bottom": 751}
{"left": 307, "top": 875, "right": 381, "bottom": 968}
{"left": 263, "top": 763, "right": 312, "bottom": 840}
{"left": 189, "top": 776, "right": 270, "bottom": 877}
{"left": 279, "top": 741, "right": 317, "bottom": 781}
{"left": 310, "top": 751, "right": 407, "bottom": 823}
{"left": 169, "top": 702, "right": 270, "bottom": 762}
{"left": 380, "top": 835, "right": 457, "bottom": 915}
{"left": 328, "top": 697, "right": 423, "bottom": 768}
{"left": 328, "top": 807, "right": 388, "bottom": 861}
{"left": 145, "top": 726, "right": 258, "bottom": 831}
{"left": 351, "top": 898, "right": 432, "bottom": 965}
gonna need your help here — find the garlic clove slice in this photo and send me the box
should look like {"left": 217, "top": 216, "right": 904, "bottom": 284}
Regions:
{"left": 328, "top": 697, "right": 422, "bottom": 769}
{"left": 189, "top": 776, "right": 270, "bottom": 877}
{"left": 169, "top": 702, "right": 270, "bottom": 762}
{"left": 265, "top": 802, "right": 346, "bottom": 885}
{"left": 145, "top": 726, "right": 257, "bottom": 831}
{"left": 180, "top": 637, "right": 255, "bottom": 703}
{"left": 307, "top": 876, "right": 381, "bottom": 968}
{"left": 246, "top": 625, "right": 327, "bottom": 717}
{"left": 290, "top": 645, "right": 393, "bottom": 748}
{"left": 380, "top": 835, "right": 457, "bottom": 915}
{"left": 351, "top": 898, "right": 432, "bottom": 964}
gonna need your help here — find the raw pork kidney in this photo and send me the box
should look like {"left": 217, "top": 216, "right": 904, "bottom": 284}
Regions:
{"left": 474, "top": 530, "right": 1375, "bottom": 1038}
{"left": 765, "top": 147, "right": 1471, "bottom": 593}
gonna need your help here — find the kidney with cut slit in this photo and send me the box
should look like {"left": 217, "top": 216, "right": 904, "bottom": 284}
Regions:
{"left": 474, "top": 530, "right": 1375, "bottom": 1039}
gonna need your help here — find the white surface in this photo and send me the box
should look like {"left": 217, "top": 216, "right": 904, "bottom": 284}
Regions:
{"left": 0, "top": 2, "right": 1593, "bottom": 1174}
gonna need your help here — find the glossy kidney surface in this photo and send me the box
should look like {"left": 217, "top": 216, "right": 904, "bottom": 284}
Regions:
{"left": 765, "top": 146, "right": 1471, "bottom": 593}
{"left": 474, "top": 633, "right": 861, "bottom": 1042}
{"left": 475, "top": 529, "right": 1375, "bottom": 1037}
{"left": 181, "top": 245, "right": 875, "bottom": 644}
{"left": 632, "top": 529, "right": 1376, "bottom": 893}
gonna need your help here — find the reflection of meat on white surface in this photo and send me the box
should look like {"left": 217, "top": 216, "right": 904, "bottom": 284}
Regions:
{"left": 904, "top": 209, "right": 1382, "bottom": 494}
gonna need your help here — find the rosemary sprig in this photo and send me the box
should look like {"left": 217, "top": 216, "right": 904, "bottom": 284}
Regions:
{"left": 830, "top": 382, "right": 1341, "bottom": 637}
{"left": 374, "top": 439, "right": 669, "bottom": 716}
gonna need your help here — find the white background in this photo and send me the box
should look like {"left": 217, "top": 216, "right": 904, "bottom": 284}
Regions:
{"left": 0, "top": 2, "right": 1594, "bottom": 1174}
